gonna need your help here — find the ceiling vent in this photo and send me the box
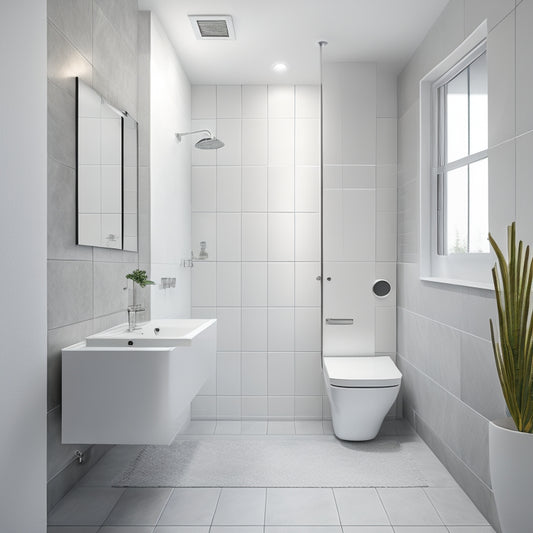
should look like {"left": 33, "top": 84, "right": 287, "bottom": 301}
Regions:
{"left": 189, "top": 15, "right": 235, "bottom": 40}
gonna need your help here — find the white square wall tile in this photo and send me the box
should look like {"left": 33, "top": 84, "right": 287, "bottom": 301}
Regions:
{"left": 217, "top": 85, "right": 241, "bottom": 118}
{"left": 295, "top": 118, "right": 320, "bottom": 166}
{"left": 217, "top": 262, "right": 241, "bottom": 307}
{"left": 295, "top": 396, "right": 323, "bottom": 418}
{"left": 268, "top": 396, "right": 294, "bottom": 418}
{"left": 243, "top": 85, "right": 267, "bottom": 118}
{"left": 242, "top": 119, "right": 268, "bottom": 165}
{"left": 242, "top": 166, "right": 267, "bottom": 212}
{"left": 377, "top": 118, "right": 397, "bottom": 165}
{"left": 295, "top": 262, "right": 321, "bottom": 307}
{"left": 268, "top": 119, "right": 295, "bottom": 166}
{"left": 242, "top": 308, "right": 268, "bottom": 351}
{"left": 295, "top": 307, "right": 321, "bottom": 351}
{"left": 242, "top": 262, "right": 267, "bottom": 306}
{"left": 295, "top": 166, "right": 320, "bottom": 212}
{"left": 268, "top": 262, "right": 295, "bottom": 307}
{"left": 342, "top": 189, "right": 375, "bottom": 261}
{"left": 375, "top": 307, "right": 396, "bottom": 353}
{"left": 192, "top": 119, "right": 217, "bottom": 166}
{"left": 217, "top": 396, "right": 241, "bottom": 419}
{"left": 192, "top": 212, "right": 217, "bottom": 260}
{"left": 242, "top": 352, "right": 268, "bottom": 395}
{"left": 296, "top": 85, "right": 320, "bottom": 118}
{"left": 268, "top": 166, "right": 294, "bottom": 212}
{"left": 217, "top": 213, "right": 241, "bottom": 261}
{"left": 192, "top": 166, "right": 216, "bottom": 212}
{"left": 324, "top": 165, "right": 342, "bottom": 189}
{"left": 217, "top": 119, "right": 242, "bottom": 166}
{"left": 268, "top": 352, "right": 295, "bottom": 395}
{"left": 217, "top": 308, "right": 242, "bottom": 351}
{"left": 242, "top": 213, "right": 267, "bottom": 261}
{"left": 377, "top": 188, "right": 397, "bottom": 213}
{"left": 268, "top": 308, "right": 295, "bottom": 351}
{"left": 192, "top": 85, "right": 216, "bottom": 119}
{"left": 295, "top": 213, "right": 320, "bottom": 261}
{"left": 217, "top": 166, "right": 241, "bottom": 212}
{"left": 268, "top": 85, "right": 294, "bottom": 117}
{"left": 376, "top": 211, "right": 397, "bottom": 262}
{"left": 216, "top": 352, "right": 241, "bottom": 395}
{"left": 191, "top": 395, "right": 216, "bottom": 419}
{"left": 268, "top": 213, "right": 294, "bottom": 261}
{"left": 295, "top": 352, "right": 323, "bottom": 395}
{"left": 377, "top": 164, "right": 397, "bottom": 188}
{"left": 242, "top": 396, "right": 268, "bottom": 418}
{"left": 192, "top": 261, "right": 216, "bottom": 307}
{"left": 268, "top": 420, "right": 295, "bottom": 434}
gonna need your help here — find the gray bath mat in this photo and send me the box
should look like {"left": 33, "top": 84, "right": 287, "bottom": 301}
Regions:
{"left": 114, "top": 436, "right": 428, "bottom": 488}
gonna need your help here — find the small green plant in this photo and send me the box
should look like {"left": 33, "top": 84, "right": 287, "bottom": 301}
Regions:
{"left": 489, "top": 222, "right": 533, "bottom": 433}
{"left": 125, "top": 269, "right": 155, "bottom": 288}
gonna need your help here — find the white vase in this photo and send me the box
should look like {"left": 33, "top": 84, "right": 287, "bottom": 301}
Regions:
{"left": 489, "top": 417, "right": 533, "bottom": 533}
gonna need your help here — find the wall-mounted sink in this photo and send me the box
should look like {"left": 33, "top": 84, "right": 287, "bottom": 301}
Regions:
{"left": 62, "top": 318, "right": 216, "bottom": 445}
{"left": 86, "top": 318, "right": 215, "bottom": 347}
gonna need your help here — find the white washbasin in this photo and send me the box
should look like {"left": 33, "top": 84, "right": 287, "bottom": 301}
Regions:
{"left": 85, "top": 318, "right": 215, "bottom": 347}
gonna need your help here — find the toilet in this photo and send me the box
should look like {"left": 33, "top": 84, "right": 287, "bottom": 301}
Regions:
{"left": 323, "top": 355, "right": 402, "bottom": 441}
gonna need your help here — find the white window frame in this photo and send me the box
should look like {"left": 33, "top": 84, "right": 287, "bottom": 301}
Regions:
{"left": 419, "top": 22, "right": 493, "bottom": 289}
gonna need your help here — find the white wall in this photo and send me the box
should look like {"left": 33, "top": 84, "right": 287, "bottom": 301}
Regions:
{"left": 190, "top": 84, "right": 324, "bottom": 421}
{"left": 397, "top": 0, "right": 526, "bottom": 528}
{"left": 322, "top": 63, "right": 397, "bottom": 357}
{"left": 190, "top": 67, "right": 396, "bottom": 421}
{"left": 0, "top": 1, "right": 47, "bottom": 531}
{"left": 149, "top": 14, "right": 192, "bottom": 319}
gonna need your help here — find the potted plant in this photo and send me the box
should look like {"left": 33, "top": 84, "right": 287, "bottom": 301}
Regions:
{"left": 125, "top": 269, "right": 155, "bottom": 309}
{"left": 488, "top": 222, "right": 533, "bottom": 533}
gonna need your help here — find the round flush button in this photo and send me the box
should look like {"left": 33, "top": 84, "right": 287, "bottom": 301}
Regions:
{"left": 373, "top": 279, "right": 392, "bottom": 298}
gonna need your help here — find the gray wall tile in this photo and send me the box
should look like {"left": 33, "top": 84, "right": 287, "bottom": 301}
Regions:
{"left": 47, "top": 319, "right": 94, "bottom": 411}
{"left": 47, "top": 0, "right": 93, "bottom": 62}
{"left": 94, "top": 0, "right": 138, "bottom": 54}
{"left": 48, "top": 260, "right": 93, "bottom": 330}
{"left": 48, "top": 81, "right": 76, "bottom": 169}
{"left": 93, "top": 262, "right": 136, "bottom": 316}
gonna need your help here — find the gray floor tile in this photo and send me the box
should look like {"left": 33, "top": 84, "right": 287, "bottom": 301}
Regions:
{"left": 267, "top": 421, "right": 295, "bottom": 435}
{"left": 215, "top": 421, "right": 242, "bottom": 435}
{"left": 377, "top": 488, "right": 443, "bottom": 526}
{"left": 342, "top": 526, "right": 394, "bottom": 533}
{"left": 265, "top": 526, "right": 342, "bottom": 533}
{"left": 158, "top": 488, "right": 220, "bottom": 526}
{"left": 392, "top": 528, "right": 448, "bottom": 532}
{"left": 154, "top": 527, "right": 209, "bottom": 532}
{"left": 424, "top": 488, "right": 489, "bottom": 526}
{"left": 209, "top": 526, "right": 263, "bottom": 533}
{"left": 212, "top": 488, "right": 266, "bottom": 525}
{"left": 334, "top": 488, "right": 390, "bottom": 525}
{"left": 104, "top": 488, "right": 172, "bottom": 526}
{"left": 180, "top": 421, "right": 216, "bottom": 435}
{"left": 322, "top": 420, "right": 334, "bottom": 434}
{"left": 265, "top": 488, "right": 339, "bottom": 526}
{"left": 48, "top": 487, "right": 124, "bottom": 526}
{"left": 98, "top": 527, "right": 155, "bottom": 532}
{"left": 295, "top": 420, "right": 324, "bottom": 434}
{"left": 448, "top": 526, "right": 496, "bottom": 533}
{"left": 46, "top": 526, "right": 99, "bottom": 533}
{"left": 241, "top": 421, "right": 268, "bottom": 434}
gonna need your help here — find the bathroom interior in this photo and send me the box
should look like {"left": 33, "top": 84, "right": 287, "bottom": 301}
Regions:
{"left": 3, "top": 0, "right": 532, "bottom": 532}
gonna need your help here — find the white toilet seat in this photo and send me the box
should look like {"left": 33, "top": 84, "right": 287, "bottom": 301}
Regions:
{"left": 323, "top": 356, "right": 402, "bottom": 388}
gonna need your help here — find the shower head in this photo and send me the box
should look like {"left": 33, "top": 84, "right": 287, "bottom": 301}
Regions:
{"left": 195, "top": 136, "right": 224, "bottom": 150}
{"left": 175, "top": 129, "right": 224, "bottom": 150}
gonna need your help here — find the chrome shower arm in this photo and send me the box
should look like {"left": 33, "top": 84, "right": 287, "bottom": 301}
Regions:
{"left": 175, "top": 129, "right": 214, "bottom": 142}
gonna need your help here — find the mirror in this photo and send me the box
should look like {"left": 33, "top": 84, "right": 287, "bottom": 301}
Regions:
{"left": 76, "top": 78, "right": 138, "bottom": 251}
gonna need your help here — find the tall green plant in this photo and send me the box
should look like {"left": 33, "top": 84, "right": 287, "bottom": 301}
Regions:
{"left": 489, "top": 222, "right": 533, "bottom": 433}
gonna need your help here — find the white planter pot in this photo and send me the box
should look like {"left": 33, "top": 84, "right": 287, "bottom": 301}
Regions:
{"left": 489, "top": 417, "right": 533, "bottom": 533}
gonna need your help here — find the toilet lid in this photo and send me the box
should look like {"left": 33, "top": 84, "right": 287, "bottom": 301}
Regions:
{"left": 323, "top": 356, "right": 402, "bottom": 387}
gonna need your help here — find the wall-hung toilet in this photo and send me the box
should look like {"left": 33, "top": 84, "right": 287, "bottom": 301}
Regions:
{"left": 323, "top": 355, "right": 402, "bottom": 441}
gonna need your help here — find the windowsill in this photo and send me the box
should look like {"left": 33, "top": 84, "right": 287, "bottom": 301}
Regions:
{"left": 420, "top": 276, "right": 494, "bottom": 291}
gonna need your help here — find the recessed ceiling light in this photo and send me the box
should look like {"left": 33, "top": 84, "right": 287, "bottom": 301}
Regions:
{"left": 272, "top": 62, "right": 288, "bottom": 73}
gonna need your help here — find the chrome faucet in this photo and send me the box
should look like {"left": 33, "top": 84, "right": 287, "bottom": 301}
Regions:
{"left": 127, "top": 304, "right": 145, "bottom": 332}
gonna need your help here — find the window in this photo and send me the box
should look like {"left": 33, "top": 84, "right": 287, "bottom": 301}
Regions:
{"left": 433, "top": 44, "right": 488, "bottom": 256}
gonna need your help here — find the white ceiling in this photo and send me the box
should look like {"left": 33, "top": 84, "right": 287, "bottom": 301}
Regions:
{"left": 139, "top": 0, "right": 449, "bottom": 84}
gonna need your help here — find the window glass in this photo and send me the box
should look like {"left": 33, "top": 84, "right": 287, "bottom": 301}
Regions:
{"left": 446, "top": 68, "right": 469, "bottom": 163}
{"left": 469, "top": 53, "right": 488, "bottom": 154}
{"left": 446, "top": 166, "right": 468, "bottom": 254}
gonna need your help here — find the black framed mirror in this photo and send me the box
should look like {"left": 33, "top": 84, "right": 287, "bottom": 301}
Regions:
{"left": 76, "top": 78, "right": 138, "bottom": 251}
